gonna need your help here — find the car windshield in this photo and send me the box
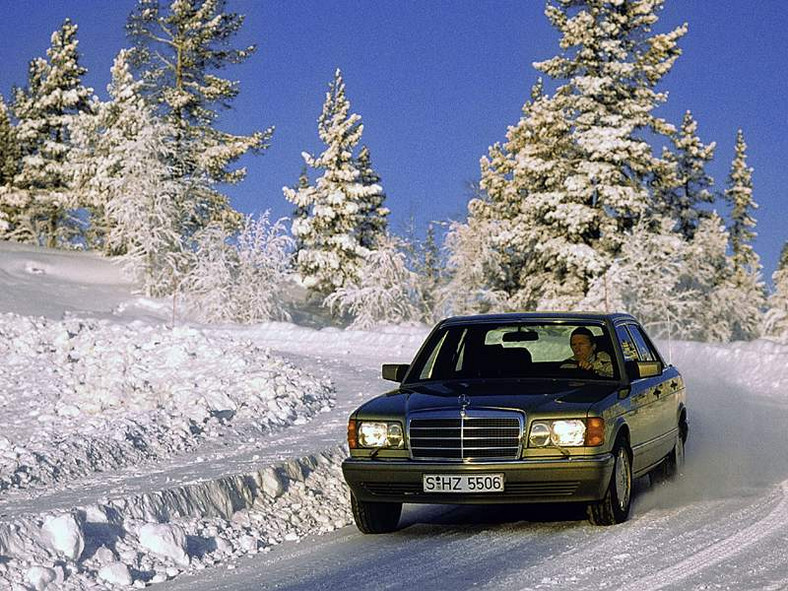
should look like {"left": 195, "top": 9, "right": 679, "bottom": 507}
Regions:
{"left": 406, "top": 322, "right": 618, "bottom": 383}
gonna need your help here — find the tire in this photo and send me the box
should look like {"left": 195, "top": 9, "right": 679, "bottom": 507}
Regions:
{"left": 652, "top": 419, "right": 687, "bottom": 484}
{"left": 350, "top": 493, "right": 402, "bottom": 534}
{"left": 587, "top": 440, "right": 632, "bottom": 526}
{"left": 663, "top": 428, "right": 686, "bottom": 479}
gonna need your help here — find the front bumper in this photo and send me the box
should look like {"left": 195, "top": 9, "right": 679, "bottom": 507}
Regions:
{"left": 342, "top": 454, "right": 614, "bottom": 504}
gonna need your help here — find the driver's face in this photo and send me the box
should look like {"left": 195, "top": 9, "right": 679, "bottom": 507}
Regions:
{"left": 570, "top": 334, "right": 595, "bottom": 361}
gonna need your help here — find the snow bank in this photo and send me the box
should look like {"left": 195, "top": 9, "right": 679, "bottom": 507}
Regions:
{"left": 664, "top": 338, "right": 788, "bottom": 402}
{"left": 0, "top": 312, "right": 334, "bottom": 491}
{"left": 0, "top": 447, "right": 351, "bottom": 589}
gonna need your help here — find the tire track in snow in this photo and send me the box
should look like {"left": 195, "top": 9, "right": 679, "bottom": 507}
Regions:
{"left": 618, "top": 481, "right": 788, "bottom": 591}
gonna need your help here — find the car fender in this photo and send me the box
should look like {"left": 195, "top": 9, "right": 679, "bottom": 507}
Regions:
{"left": 608, "top": 416, "right": 631, "bottom": 452}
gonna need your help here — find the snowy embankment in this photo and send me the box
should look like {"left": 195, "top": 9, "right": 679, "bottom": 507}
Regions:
{"left": 0, "top": 447, "right": 351, "bottom": 590}
{"left": 0, "top": 313, "right": 334, "bottom": 492}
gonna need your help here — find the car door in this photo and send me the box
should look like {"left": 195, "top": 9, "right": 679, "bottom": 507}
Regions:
{"left": 627, "top": 323, "right": 679, "bottom": 462}
{"left": 615, "top": 323, "right": 665, "bottom": 473}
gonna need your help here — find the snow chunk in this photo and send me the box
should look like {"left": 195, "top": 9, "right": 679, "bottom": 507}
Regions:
{"left": 41, "top": 513, "right": 84, "bottom": 561}
{"left": 26, "top": 565, "right": 63, "bottom": 590}
{"left": 98, "top": 562, "right": 133, "bottom": 586}
{"left": 138, "top": 523, "right": 190, "bottom": 567}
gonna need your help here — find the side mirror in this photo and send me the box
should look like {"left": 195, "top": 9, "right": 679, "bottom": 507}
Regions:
{"left": 382, "top": 364, "right": 410, "bottom": 383}
{"left": 625, "top": 360, "right": 664, "bottom": 381}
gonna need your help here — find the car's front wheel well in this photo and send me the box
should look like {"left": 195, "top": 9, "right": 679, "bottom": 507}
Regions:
{"left": 611, "top": 425, "right": 631, "bottom": 458}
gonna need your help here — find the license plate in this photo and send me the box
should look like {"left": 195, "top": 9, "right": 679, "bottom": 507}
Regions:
{"left": 423, "top": 473, "right": 504, "bottom": 493}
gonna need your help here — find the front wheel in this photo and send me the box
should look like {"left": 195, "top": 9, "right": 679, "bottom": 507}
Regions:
{"left": 587, "top": 441, "right": 632, "bottom": 526}
{"left": 350, "top": 493, "right": 402, "bottom": 534}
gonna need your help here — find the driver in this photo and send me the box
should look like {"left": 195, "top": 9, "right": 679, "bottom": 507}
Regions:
{"left": 561, "top": 327, "right": 614, "bottom": 378}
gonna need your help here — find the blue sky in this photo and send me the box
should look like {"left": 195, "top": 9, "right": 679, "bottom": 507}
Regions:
{"left": 0, "top": 1, "right": 785, "bottom": 279}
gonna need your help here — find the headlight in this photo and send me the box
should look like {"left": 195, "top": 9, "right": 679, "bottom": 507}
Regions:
{"left": 352, "top": 421, "right": 404, "bottom": 449}
{"left": 528, "top": 418, "right": 604, "bottom": 448}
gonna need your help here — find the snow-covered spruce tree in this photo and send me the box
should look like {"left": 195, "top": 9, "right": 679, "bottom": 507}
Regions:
{"left": 450, "top": 1, "right": 687, "bottom": 314}
{"left": 289, "top": 166, "right": 311, "bottom": 257}
{"left": 6, "top": 19, "right": 94, "bottom": 246}
{"left": 660, "top": 110, "right": 716, "bottom": 240}
{"left": 127, "top": 0, "right": 273, "bottom": 236}
{"left": 723, "top": 129, "right": 765, "bottom": 340}
{"left": 0, "top": 98, "right": 18, "bottom": 186}
{"left": 533, "top": 0, "right": 687, "bottom": 280}
{"left": 356, "top": 145, "right": 390, "bottom": 249}
{"left": 467, "top": 79, "right": 592, "bottom": 311}
{"left": 486, "top": 79, "right": 609, "bottom": 310}
{"left": 181, "top": 213, "right": 293, "bottom": 323}
{"left": 763, "top": 242, "right": 788, "bottom": 341}
{"left": 324, "top": 234, "right": 421, "bottom": 329}
{"left": 283, "top": 69, "right": 389, "bottom": 297}
{"left": 0, "top": 97, "right": 21, "bottom": 234}
{"left": 70, "top": 50, "right": 187, "bottom": 295}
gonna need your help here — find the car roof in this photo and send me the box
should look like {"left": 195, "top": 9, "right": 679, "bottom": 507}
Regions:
{"left": 438, "top": 311, "right": 638, "bottom": 327}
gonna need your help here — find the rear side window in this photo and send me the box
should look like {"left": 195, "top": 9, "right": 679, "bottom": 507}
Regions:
{"left": 627, "top": 325, "right": 657, "bottom": 362}
{"left": 615, "top": 325, "right": 639, "bottom": 362}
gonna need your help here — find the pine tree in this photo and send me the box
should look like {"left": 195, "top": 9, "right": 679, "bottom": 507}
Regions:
{"left": 471, "top": 79, "right": 588, "bottom": 311}
{"left": 724, "top": 129, "right": 765, "bottom": 339}
{"left": 533, "top": 0, "right": 687, "bottom": 267}
{"left": 763, "top": 242, "right": 788, "bottom": 341}
{"left": 0, "top": 97, "right": 21, "bottom": 235}
{"left": 661, "top": 110, "right": 716, "bottom": 239}
{"left": 417, "top": 223, "right": 444, "bottom": 321}
{"left": 127, "top": 0, "right": 273, "bottom": 235}
{"left": 449, "top": 1, "right": 687, "bottom": 313}
{"left": 290, "top": 165, "right": 310, "bottom": 256}
{"left": 0, "top": 98, "right": 18, "bottom": 186}
{"left": 356, "top": 145, "right": 389, "bottom": 249}
{"left": 70, "top": 49, "right": 152, "bottom": 251}
{"left": 8, "top": 19, "right": 94, "bottom": 247}
{"left": 283, "top": 69, "right": 388, "bottom": 297}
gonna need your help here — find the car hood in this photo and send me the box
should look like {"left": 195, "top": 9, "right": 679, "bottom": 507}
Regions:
{"left": 357, "top": 379, "right": 620, "bottom": 417}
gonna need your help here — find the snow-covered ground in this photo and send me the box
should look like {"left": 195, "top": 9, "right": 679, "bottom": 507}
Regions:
{"left": 0, "top": 240, "right": 787, "bottom": 590}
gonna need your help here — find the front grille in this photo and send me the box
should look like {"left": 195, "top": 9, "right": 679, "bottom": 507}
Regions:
{"left": 408, "top": 410, "right": 523, "bottom": 461}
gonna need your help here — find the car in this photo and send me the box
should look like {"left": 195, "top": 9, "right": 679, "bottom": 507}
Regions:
{"left": 342, "top": 312, "right": 688, "bottom": 532}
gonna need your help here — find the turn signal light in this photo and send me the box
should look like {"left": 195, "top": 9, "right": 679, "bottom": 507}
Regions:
{"left": 586, "top": 418, "right": 605, "bottom": 447}
{"left": 347, "top": 420, "right": 358, "bottom": 449}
